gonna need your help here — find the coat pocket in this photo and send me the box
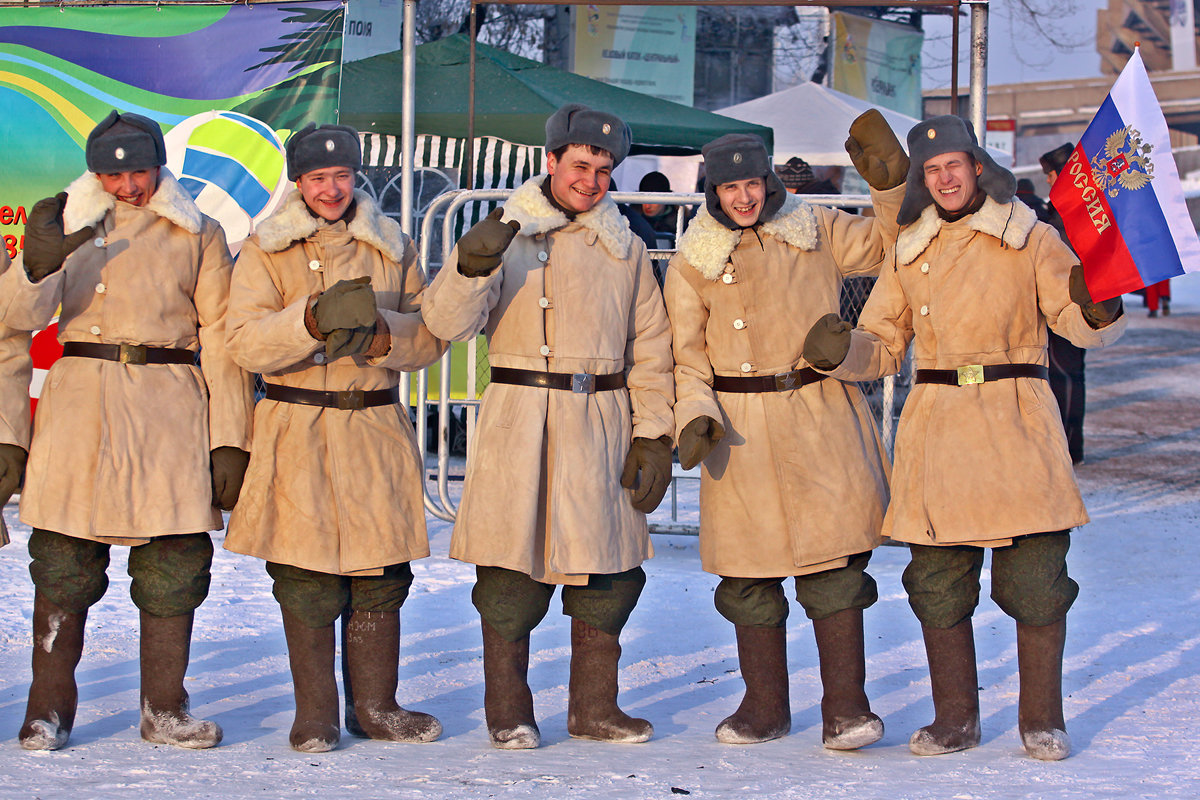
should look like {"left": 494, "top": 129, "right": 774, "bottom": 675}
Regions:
{"left": 1015, "top": 376, "right": 1045, "bottom": 416}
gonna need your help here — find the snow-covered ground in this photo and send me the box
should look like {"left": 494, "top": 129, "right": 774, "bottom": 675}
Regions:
{"left": 3, "top": 281, "right": 1200, "bottom": 799}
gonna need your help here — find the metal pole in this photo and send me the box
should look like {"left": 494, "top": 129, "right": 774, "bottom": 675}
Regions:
{"left": 466, "top": 2, "right": 478, "bottom": 189}
{"left": 968, "top": 0, "right": 988, "bottom": 143}
{"left": 949, "top": 1, "right": 960, "bottom": 116}
{"left": 401, "top": 0, "right": 416, "bottom": 237}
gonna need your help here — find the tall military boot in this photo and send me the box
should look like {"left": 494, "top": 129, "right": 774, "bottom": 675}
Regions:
{"left": 139, "top": 611, "right": 223, "bottom": 748}
{"left": 344, "top": 610, "right": 441, "bottom": 743}
{"left": 812, "top": 609, "right": 883, "bottom": 750}
{"left": 19, "top": 592, "right": 87, "bottom": 750}
{"left": 481, "top": 619, "right": 540, "bottom": 749}
{"left": 281, "top": 609, "right": 340, "bottom": 752}
{"left": 1016, "top": 618, "right": 1070, "bottom": 760}
{"left": 909, "top": 619, "right": 982, "bottom": 755}
{"left": 715, "top": 624, "right": 791, "bottom": 744}
{"left": 340, "top": 608, "right": 366, "bottom": 737}
{"left": 567, "top": 618, "right": 653, "bottom": 743}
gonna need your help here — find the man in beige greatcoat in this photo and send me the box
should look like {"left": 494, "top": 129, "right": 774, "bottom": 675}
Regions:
{"left": 0, "top": 250, "right": 33, "bottom": 548}
{"left": 665, "top": 116, "right": 905, "bottom": 749}
{"left": 422, "top": 104, "right": 675, "bottom": 749}
{"left": 224, "top": 123, "right": 447, "bottom": 753}
{"left": 804, "top": 114, "right": 1126, "bottom": 761}
{"left": 0, "top": 111, "right": 254, "bottom": 751}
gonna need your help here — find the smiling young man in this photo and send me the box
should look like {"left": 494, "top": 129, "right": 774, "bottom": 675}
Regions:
{"left": 423, "top": 103, "right": 674, "bottom": 749}
{"left": 0, "top": 110, "right": 253, "bottom": 751}
{"left": 664, "top": 122, "right": 905, "bottom": 750}
{"left": 223, "top": 123, "right": 447, "bottom": 753}
{"left": 803, "top": 115, "right": 1126, "bottom": 760}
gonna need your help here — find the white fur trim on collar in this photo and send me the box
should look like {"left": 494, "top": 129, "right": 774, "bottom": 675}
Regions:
{"left": 253, "top": 189, "right": 410, "bottom": 263}
{"left": 501, "top": 175, "right": 632, "bottom": 260}
{"left": 896, "top": 196, "right": 1037, "bottom": 266}
{"left": 63, "top": 168, "right": 202, "bottom": 235}
{"left": 676, "top": 192, "right": 819, "bottom": 281}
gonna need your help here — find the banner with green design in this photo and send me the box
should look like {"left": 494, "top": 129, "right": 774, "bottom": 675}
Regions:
{"left": 0, "top": 1, "right": 343, "bottom": 258}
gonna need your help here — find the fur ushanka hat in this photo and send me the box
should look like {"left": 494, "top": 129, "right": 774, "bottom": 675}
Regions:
{"left": 544, "top": 103, "right": 632, "bottom": 166}
{"left": 897, "top": 115, "right": 1015, "bottom": 225}
{"left": 286, "top": 123, "right": 362, "bottom": 181}
{"left": 700, "top": 133, "right": 787, "bottom": 229}
{"left": 86, "top": 110, "right": 167, "bottom": 174}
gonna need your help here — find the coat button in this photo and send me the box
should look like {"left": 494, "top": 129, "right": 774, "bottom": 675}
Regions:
{"left": 538, "top": 297, "right": 551, "bottom": 308}
{"left": 308, "top": 260, "right": 322, "bottom": 271}
{"left": 539, "top": 345, "right": 551, "bottom": 356}
{"left": 733, "top": 318, "right": 746, "bottom": 330}
{"left": 920, "top": 262, "right": 930, "bottom": 274}
{"left": 313, "top": 352, "right": 326, "bottom": 364}
{"left": 920, "top": 305, "right": 929, "bottom": 316}
{"left": 89, "top": 325, "right": 101, "bottom": 335}
{"left": 94, "top": 237, "right": 105, "bottom": 248}
{"left": 537, "top": 251, "right": 549, "bottom": 262}
{"left": 740, "top": 362, "right": 753, "bottom": 373}
{"left": 722, "top": 273, "right": 734, "bottom": 284}
{"left": 95, "top": 283, "right": 106, "bottom": 294}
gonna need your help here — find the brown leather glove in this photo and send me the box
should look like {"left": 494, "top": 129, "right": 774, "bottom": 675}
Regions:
{"left": 210, "top": 446, "right": 250, "bottom": 511}
{"left": 313, "top": 276, "right": 377, "bottom": 335}
{"left": 677, "top": 416, "right": 724, "bottom": 470}
{"left": 457, "top": 208, "right": 521, "bottom": 278}
{"left": 804, "top": 313, "right": 853, "bottom": 370}
{"left": 1069, "top": 264, "right": 1123, "bottom": 328}
{"left": 0, "top": 444, "right": 27, "bottom": 507}
{"left": 23, "top": 192, "right": 95, "bottom": 282}
{"left": 620, "top": 435, "right": 672, "bottom": 514}
{"left": 845, "top": 110, "right": 910, "bottom": 191}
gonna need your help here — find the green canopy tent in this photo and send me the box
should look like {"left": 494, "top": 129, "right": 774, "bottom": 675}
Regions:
{"left": 340, "top": 34, "right": 773, "bottom": 156}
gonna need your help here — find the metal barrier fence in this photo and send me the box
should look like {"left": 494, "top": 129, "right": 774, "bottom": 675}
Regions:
{"left": 409, "top": 188, "right": 908, "bottom": 529}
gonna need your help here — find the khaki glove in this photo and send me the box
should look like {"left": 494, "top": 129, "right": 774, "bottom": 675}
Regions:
{"left": 324, "top": 325, "right": 377, "bottom": 361}
{"left": 0, "top": 444, "right": 27, "bottom": 507}
{"left": 210, "top": 446, "right": 250, "bottom": 511}
{"left": 457, "top": 208, "right": 521, "bottom": 278}
{"left": 23, "top": 193, "right": 95, "bottom": 282}
{"left": 845, "top": 110, "right": 910, "bottom": 191}
{"left": 620, "top": 435, "right": 673, "bottom": 514}
{"left": 677, "top": 416, "right": 724, "bottom": 470}
{"left": 313, "top": 276, "right": 377, "bottom": 335}
{"left": 804, "top": 313, "right": 853, "bottom": 370}
{"left": 1069, "top": 264, "right": 1122, "bottom": 328}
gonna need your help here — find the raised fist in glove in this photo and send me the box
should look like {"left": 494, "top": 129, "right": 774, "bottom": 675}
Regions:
{"left": 845, "top": 110, "right": 910, "bottom": 191}
{"left": 621, "top": 435, "right": 672, "bottom": 514}
{"left": 457, "top": 208, "right": 521, "bottom": 278}
{"left": 677, "top": 416, "right": 725, "bottom": 470}
{"left": 0, "top": 444, "right": 27, "bottom": 507}
{"left": 23, "top": 192, "right": 95, "bottom": 282}
{"left": 313, "top": 276, "right": 377, "bottom": 336}
{"left": 804, "top": 313, "right": 853, "bottom": 370}
{"left": 210, "top": 446, "right": 250, "bottom": 511}
{"left": 1069, "top": 264, "right": 1122, "bottom": 329}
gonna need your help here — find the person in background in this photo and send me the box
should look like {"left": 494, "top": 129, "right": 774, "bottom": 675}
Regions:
{"left": 636, "top": 171, "right": 677, "bottom": 235}
{"left": 775, "top": 156, "right": 840, "bottom": 196}
{"left": 0, "top": 249, "right": 32, "bottom": 548}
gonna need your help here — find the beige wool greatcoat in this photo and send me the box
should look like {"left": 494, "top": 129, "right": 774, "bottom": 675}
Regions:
{"left": 0, "top": 251, "right": 32, "bottom": 547}
{"left": 422, "top": 176, "right": 675, "bottom": 585}
{"left": 666, "top": 189, "right": 901, "bottom": 579}
{"left": 223, "top": 190, "right": 446, "bottom": 576}
{"left": 825, "top": 197, "right": 1126, "bottom": 547}
{"left": 0, "top": 171, "right": 253, "bottom": 544}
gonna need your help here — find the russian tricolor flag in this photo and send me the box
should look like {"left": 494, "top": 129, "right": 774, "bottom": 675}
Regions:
{"left": 1050, "top": 48, "right": 1200, "bottom": 302}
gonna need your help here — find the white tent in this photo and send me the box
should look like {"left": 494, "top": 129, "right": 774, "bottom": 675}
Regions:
{"left": 718, "top": 82, "right": 1012, "bottom": 168}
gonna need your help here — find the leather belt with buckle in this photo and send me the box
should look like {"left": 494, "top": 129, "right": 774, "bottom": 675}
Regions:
{"left": 264, "top": 384, "right": 400, "bottom": 409}
{"left": 915, "top": 364, "right": 1050, "bottom": 386}
{"left": 489, "top": 366, "right": 625, "bottom": 394}
{"left": 712, "top": 367, "right": 826, "bottom": 394}
{"left": 62, "top": 342, "right": 195, "bottom": 365}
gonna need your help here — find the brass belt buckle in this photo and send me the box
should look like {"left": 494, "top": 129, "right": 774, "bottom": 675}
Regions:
{"left": 774, "top": 370, "right": 800, "bottom": 391}
{"left": 336, "top": 390, "right": 366, "bottom": 410}
{"left": 118, "top": 344, "right": 148, "bottom": 365}
{"left": 571, "top": 373, "right": 596, "bottom": 394}
{"left": 956, "top": 364, "right": 985, "bottom": 386}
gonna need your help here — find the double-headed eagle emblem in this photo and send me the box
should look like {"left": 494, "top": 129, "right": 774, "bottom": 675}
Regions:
{"left": 1089, "top": 126, "right": 1154, "bottom": 198}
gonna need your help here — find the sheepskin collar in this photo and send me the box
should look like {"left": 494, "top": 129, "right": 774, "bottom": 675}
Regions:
{"left": 500, "top": 175, "right": 632, "bottom": 260}
{"left": 896, "top": 196, "right": 1037, "bottom": 266}
{"left": 63, "top": 168, "right": 202, "bottom": 235}
{"left": 676, "top": 192, "right": 819, "bottom": 281}
{"left": 254, "top": 189, "right": 409, "bottom": 263}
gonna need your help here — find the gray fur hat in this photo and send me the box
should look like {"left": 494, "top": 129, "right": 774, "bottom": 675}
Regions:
{"left": 286, "top": 123, "right": 362, "bottom": 181}
{"left": 897, "top": 115, "right": 1015, "bottom": 226}
{"left": 86, "top": 110, "right": 166, "bottom": 174}
{"left": 544, "top": 103, "right": 632, "bottom": 166}
{"left": 701, "top": 133, "right": 786, "bottom": 229}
